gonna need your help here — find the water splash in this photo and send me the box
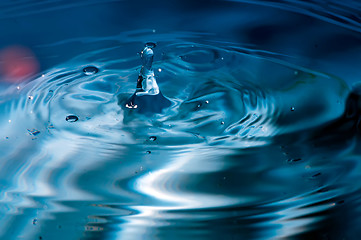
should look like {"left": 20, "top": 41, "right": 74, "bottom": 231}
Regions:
{"left": 124, "top": 43, "right": 171, "bottom": 114}
{"left": 0, "top": 28, "right": 357, "bottom": 240}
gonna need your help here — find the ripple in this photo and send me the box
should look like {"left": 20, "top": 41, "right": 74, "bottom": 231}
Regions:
{"left": 0, "top": 29, "right": 356, "bottom": 240}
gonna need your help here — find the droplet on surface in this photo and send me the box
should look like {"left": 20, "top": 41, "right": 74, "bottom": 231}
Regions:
{"left": 66, "top": 115, "right": 79, "bottom": 122}
{"left": 145, "top": 42, "right": 156, "bottom": 49}
{"left": 149, "top": 136, "right": 157, "bottom": 141}
{"left": 28, "top": 95, "right": 34, "bottom": 100}
{"left": 83, "top": 66, "right": 99, "bottom": 76}
{"left": 146, "top": 150, "right": 151, "bottom": 154}
{"left": 28, "top": 129, "right": 40, "bottom": 136}
{"left": 221, "top": 121, "right": 225, "bottom": 125}
{"left": 205, "top": 100, "right": 209, "bottom": 104}
{"left": 290, "top": 107, "right": 295, "bottom": 111}
{"left": 32, "top": 218, "right": 37, "bottom": 225}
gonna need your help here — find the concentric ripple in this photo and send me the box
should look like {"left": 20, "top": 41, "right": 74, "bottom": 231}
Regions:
{"left": 0, "top": 30, "right": 355, "bottom": 240}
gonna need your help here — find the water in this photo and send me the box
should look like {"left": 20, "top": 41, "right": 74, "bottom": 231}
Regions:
{"left": 0, "top": 0, "right": 361, "bottom": 239}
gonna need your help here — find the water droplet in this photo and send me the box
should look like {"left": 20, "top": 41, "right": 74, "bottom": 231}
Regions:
{"left": 152, "top": 29, "right": 156, "bottom": 33}
{"left": 145, "top": 42, "right": 156, "bottom": 49}
{"left": 27, "top": 129, "right": 40, "bottom": 136}
{"left": 221, "top": 121, "right": 225, "bottom": 125}
{"left": 66, "top": 115, "right": 79, "bottom": 122}
{"left": 158, "top": 68, "right": 162, "bottom": 72}
{"left": 28, "top": 95, "right": 34, "bottom": 100}
{"left": 83, "top": 66, "right": 99, "bottom": 76}
{"left": 5, "top": 136, "right": 8, "bottom": 139}
{"left": 146, "top": 150, "right": 151, "bottom": 154}
{"left": 149, "top": 136, "right": 157, "bottom": 141}
{"left": 33, "top": 218, "right": 37, "bottom": 225}
{"left": 290, "top": 107, "right": 295, "bottom": 111}
{"left": 16, "top": 86, "right": 20, "bottom": 90}
{"left": 205, "top": 100, "right": 209, "bottom": 104}
{"left": 8, "top": 120, "right": 11, "bottom": 123}
{"left": 41, "top": 74, "right": 45, "bottom": 77}
{"left": 197, "top": 104, "right": 201, "bottom": 108}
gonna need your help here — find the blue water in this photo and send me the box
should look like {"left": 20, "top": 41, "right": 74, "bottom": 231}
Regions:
{"left": 0, "top": 0, "right": 361, "bottom": 239}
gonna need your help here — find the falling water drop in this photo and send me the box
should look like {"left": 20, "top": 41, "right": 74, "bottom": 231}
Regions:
{"left": 66, "top": 115, "right": 79, "bottom": 122}
{"left": 83, "top": 66, "right": 99, "bottom": 76}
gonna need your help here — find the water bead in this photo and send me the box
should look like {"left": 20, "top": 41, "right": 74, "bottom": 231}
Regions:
{"left": 290, "top": 107, "right": 295, "bottom": 111}
{"left": 27, "top": 129, "right": 41, "bottom": 136}
{"left": 65, "top": 115, "right": 79, "bottom": 122}
{"left": 149, "top": 136, "right": 157, "bottom": 141}
{"left": 145, "top": 42, "right": 157, "bottom": 48}
{"left": 83, "top": 66, "right": 99, "bottom": 76}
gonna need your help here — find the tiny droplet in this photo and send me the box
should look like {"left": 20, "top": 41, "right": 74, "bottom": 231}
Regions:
{"left": 290, "top": 107, "right": 295, "bottom": 111}
{"left": 33, "top": 219, "right": 37, "bottom": 225}
{"left": 83, "top": 66, "right": 99, "bottom": 76}
{"left": 66, "top": 115, "right": 79, "bottom": 122}
{"left": 145, "top": 42, "right": 156, "bottom": 49}
{"left": 149, "top": 136, "right": 157, "bottom": 141}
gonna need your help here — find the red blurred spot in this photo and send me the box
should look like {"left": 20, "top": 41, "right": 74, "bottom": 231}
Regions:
{"left": 0, "top": 45, "right": 39, "bottom": 83}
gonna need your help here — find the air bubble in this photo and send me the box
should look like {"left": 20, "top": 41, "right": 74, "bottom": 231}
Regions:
{"left": 66, "top": 115, "right": 79, "bottom": 122}
{"left": 83, "top": 66, "right": 99, "bottom": 76}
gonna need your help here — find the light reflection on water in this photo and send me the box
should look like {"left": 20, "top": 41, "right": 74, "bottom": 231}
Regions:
{"left": 0, "top": 0, "right": 361, "bottom": 239}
